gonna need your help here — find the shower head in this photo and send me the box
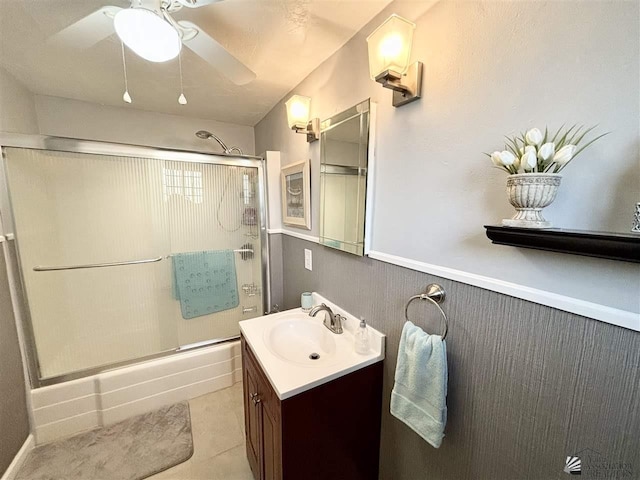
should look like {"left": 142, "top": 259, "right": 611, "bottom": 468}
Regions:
{"left": 195, "top": 130, "right": 243, "bottom": 155}
{"left": 195, "top": 130, "right": 213, "bottom": 139}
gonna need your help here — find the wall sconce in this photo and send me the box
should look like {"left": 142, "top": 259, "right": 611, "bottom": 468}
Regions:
{"left": 366, "top": 14, "right": 422, "bottom": 107}
{"left": 285, "top": 95, "right": 319, "bottom": 142}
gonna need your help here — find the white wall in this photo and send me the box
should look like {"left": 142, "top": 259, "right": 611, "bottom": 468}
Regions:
{"left": 255, "top": 1, "right": 640, "bottom": 317}
{"left": 0, "top": 73, "right": 255, "bottom": 155}
{"left": 35, "top": 95, "right": 256, "bottom": 155}
{"left": 0, "top": 67, "right": 38, "bottom": 134}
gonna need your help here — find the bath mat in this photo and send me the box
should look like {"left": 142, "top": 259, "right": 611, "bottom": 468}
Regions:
{"left": 16, "top": 402, "right": 193, "bottom": 480}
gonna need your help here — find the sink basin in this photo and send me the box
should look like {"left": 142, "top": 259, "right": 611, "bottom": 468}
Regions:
{"left": 240, "top": 294, "right": 386, "bottom": 399}
{"left": 264, "top": 318, "right": 341, "bottom": 366}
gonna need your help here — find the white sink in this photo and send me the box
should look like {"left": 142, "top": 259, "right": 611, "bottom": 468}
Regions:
{"left": 239, "top": 293, "right": 386, "bottom": 400}
{"left": 264, "top": 317, "right": 344, "bottom": 366}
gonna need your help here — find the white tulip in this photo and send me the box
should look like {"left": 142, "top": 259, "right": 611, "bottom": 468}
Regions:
{"left": 525, "top": 128, "right": 543, "bottom": 146}
{"left": 521, "top": 146, "right": 537, "bottom": 171}
{"left": 553, "top": 145, "right": 577, "bottom": 166}
{"left": 499, "top": 150, "right": 516, "bottom": 166}
{"left": 512, "top": 154, "right": 521, "bottom": 170}
{"left": 538, "top": 142, "right": 555, "bottom": 162}
{"left": 490, "top": 151, "right": 503, "bottom": 167}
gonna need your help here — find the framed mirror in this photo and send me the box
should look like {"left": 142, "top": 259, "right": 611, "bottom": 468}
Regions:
{"left": 319, "top": 99, "right": 375, "bottom": 256}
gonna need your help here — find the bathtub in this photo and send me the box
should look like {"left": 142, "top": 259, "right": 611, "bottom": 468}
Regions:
{"left": 30, "top": 340, "right": 242, "bottom": 444}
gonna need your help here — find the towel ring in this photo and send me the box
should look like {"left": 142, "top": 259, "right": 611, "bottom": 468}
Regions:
{"left": 404, "top": 284, "right": 448, "bottom": 340}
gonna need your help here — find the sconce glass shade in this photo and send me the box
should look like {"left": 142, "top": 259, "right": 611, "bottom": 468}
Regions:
{"left": 285, "top": 95, "right": 311, "bottom": 130}
{"left": 114, "top": 8, "right": 182, "bottom": 63}
{"left": 366, "top": 14, "right": 415, "bottom": 79}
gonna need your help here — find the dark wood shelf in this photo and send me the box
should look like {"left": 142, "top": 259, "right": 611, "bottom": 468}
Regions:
{"left": 484, "top": 225, "right": 640, "bottom": 263}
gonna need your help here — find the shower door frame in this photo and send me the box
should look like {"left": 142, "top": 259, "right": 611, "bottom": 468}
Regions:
{"left": 0, "top": 133, "right": 271, "bottom": 388}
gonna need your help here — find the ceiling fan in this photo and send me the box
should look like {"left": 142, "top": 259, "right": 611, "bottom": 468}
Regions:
{"left": 48, "top": 0, "right": 256, "bottom": 85}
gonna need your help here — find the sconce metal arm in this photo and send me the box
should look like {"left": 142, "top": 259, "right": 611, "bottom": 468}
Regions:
{"left": 293, "top": 118, "right": 320, "bottom": 143}
{"left": 374, "top": 61, "right": 423, "bottom": 107}
{"left": 375, "top": 69, "right": 410, "bottom": 93}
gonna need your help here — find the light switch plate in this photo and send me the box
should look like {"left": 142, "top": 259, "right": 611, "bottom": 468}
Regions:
{"left": 304, "top": 249, "right": 312, "bottom": 271}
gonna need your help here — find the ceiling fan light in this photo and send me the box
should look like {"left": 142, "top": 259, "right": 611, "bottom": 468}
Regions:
{"left": 114, "top": 8, "right": 181, "bottom": 63}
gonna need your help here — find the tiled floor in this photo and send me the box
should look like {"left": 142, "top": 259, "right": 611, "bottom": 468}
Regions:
{"left": 148, "top": 382, "right": 254, "bottom": 480}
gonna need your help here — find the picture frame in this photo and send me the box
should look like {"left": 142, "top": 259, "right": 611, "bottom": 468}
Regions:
{"left": 281, "top": 159, "right": 311, "bottom": 230}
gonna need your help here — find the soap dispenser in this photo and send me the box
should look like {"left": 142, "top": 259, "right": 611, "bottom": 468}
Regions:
{"left": 354, "top": 317, "right": 370, "bottom": 354}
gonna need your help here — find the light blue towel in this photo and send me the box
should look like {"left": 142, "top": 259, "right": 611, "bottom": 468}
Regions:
{"left": 172, "top": 250, "right": 239, "bottom": 320}
{"left": 390, "top": 321, "right": 448, "bottom": 448}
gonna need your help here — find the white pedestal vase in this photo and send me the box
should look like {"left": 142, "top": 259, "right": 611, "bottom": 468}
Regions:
{"left": 502, "top": 173, "right": 562, "bottom": 228}
{"left": 632, "top": 202, "right": 640, "bottom": 233}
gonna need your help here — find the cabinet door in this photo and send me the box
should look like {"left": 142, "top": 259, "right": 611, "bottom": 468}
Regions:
{"left": 261, "top": 404, "right": 282, "bottom": 480}
{"left": 244, "top": 355, "right": 262, "bottom": 480}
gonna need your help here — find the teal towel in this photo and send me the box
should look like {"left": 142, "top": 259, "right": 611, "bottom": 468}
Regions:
{"left": 390, "top": 321, "right": 448, "bottom": 448}
{"left": 172, "top": 251, "right": 239, "bottom": 319}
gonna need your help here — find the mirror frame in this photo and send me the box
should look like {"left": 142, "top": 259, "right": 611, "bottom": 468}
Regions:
{"left": 319, "top": 98, "right": 376, "bottom": 256}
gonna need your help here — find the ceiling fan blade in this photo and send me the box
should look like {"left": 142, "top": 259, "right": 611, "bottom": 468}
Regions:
{"left": 175, "top": 0, "right": 225, "bottom": 8}
{"left": 48, "top": 6, "right": 121, "bottom": 50}
{"left": 179, "top": 21, "right": 256, "bottom": 85}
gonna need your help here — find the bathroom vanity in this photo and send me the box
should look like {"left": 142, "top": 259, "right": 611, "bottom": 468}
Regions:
{"left": 239, "top": 294, "right": 386, "bottom": 480}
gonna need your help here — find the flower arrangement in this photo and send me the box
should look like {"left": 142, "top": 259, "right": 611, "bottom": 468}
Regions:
{"left": 487, "top": 125, "right": 607, "bottom": 175}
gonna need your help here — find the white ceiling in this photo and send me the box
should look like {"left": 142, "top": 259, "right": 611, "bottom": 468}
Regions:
{"left": 0, "top": 0, "right": 391, "bottom": 126}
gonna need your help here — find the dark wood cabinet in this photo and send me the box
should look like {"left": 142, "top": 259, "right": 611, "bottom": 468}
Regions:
{"left": 243, "top": 351, "right": 265, "bottom": 477}
{"left": 242, "top": 336, "right": 283, "bottom": 480}
{"left": 241, "top": 335, "right": 383, "bottom": 480}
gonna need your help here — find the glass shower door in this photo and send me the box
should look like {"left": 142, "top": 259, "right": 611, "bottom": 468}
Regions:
{"left": 5, "top": 148, "right": 176, "bottom": 380}
{"left": 162, "top": 160, "right": 264, "bottom": 349}
{"left": 4, "top": 146, "right": 266, "bottom": 382}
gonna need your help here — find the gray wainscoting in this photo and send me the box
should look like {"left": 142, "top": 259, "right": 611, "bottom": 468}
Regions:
{"left": 0, "top": 242, "right": 30, "bottom": 475}
{"left": 278, "top": 233, "right": 640, "bottom": 480}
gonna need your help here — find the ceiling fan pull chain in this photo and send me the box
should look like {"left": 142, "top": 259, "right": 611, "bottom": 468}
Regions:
{"left": 178, "top": 50, "right": 188, "bottom": 105}
{"left": 121, "top": 42, "right": 132, "bottom": 104}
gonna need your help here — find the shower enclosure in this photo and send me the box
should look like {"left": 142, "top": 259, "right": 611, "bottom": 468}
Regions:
{"left": 0, "top": 135, "right": 269, "bottom": 387}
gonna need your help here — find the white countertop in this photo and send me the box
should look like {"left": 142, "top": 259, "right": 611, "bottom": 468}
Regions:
{"left": 239, "top": 293, "right": 386, "bottom": 400}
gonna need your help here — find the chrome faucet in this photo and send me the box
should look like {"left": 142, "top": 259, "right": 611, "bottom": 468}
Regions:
{"left": 309, "top": 303, "right": 344, "bottom": 334}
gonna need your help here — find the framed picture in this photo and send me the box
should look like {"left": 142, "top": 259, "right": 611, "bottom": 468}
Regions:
{"left": 281, "top": 159, "right": 311, "bottom": 230}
